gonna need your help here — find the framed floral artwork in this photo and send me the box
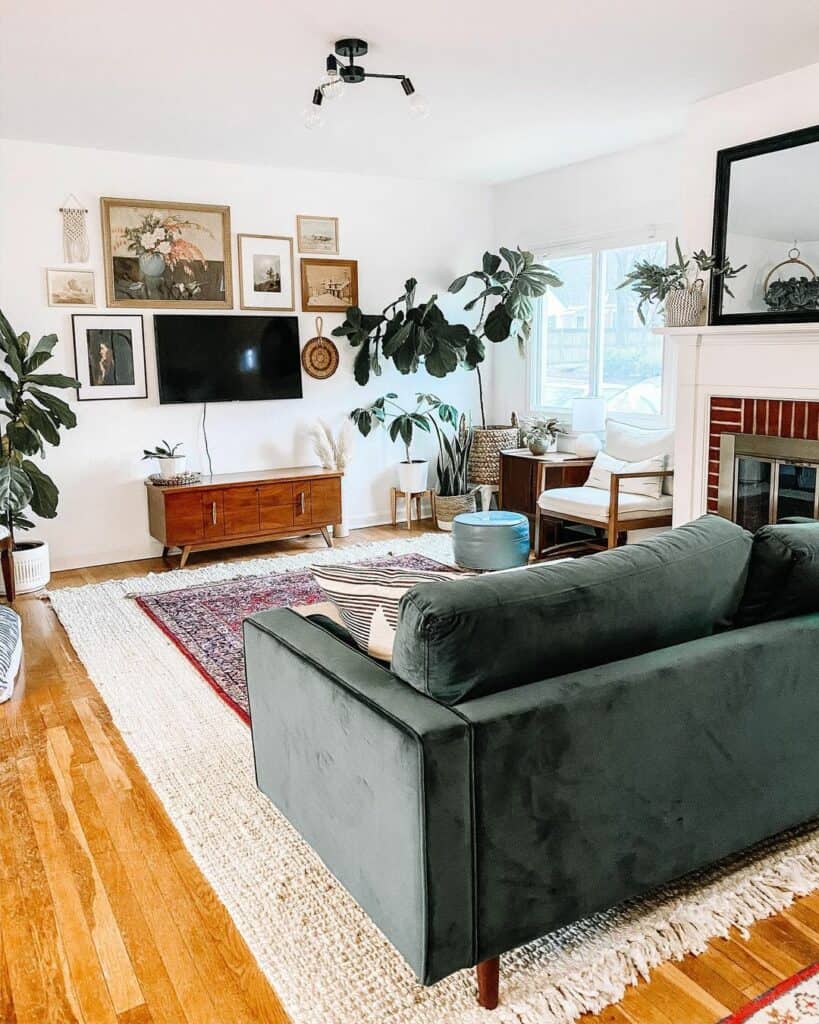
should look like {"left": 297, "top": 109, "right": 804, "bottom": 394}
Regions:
{"left": 297, "top": 215, "right": 339, "bottom": 255}
{"left": 72, "top": 314, "right": 148, "bottom": 401}
{"left": 300, "top": 258, "right": 358, "bottom": 313}
{"left": 237, "top": 234, "right": 295, "bottom": 311}
{"left": 100, "top": 197, "right": 232, "bottom": 308}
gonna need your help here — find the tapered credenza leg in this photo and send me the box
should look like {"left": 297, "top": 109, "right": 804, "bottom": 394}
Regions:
{"left": 320, "top": 526, "right": 333, "bottom": 547}
{"left": 179, "top": 545, "right": 192, "bottom": 568}
{"left": 476, "top": 956, "right": 499, "bottom": 1009}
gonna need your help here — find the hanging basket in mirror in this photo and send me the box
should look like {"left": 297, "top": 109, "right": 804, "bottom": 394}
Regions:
{"left": 664, "top": 279, "right": 704, "bottom": 327}
{"left": 763, "top": 247, "right": 819, "bottom": 312}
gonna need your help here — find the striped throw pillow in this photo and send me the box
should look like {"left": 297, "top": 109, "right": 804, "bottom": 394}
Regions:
{"left": 0, "top": 605, "right": 22, "bottom": 703}
{"left": 310, "top": 563, "right": 461, "bottom": 662}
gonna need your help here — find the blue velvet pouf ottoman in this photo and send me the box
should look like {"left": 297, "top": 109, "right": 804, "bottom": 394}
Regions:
{"left": 452, "top": 510, "right": 531, "bottom": 570}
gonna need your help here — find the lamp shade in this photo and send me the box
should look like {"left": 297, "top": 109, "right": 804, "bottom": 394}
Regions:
{"left": 571, "top": 397, "right": 606, "bottom": 433}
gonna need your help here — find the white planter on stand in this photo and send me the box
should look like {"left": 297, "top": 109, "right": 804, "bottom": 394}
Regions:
{"left": 397, "top": 460, "right": 428, "bottom": 493}
{"left": 14, "top": 539, "right": 50, "bottom": 593}
{"left": 157, "top": 455, "right": 187, "bottom": 479}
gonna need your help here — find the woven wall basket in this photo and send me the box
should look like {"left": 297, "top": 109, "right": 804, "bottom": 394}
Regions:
{"left": 664, "top": 281, "right": 704, "bottom": 327}
{"left": 432, "top": 491, "right": 477, "bottom": 531}
{"left": 469, "top": 426, "right": 520, "bottom": 485}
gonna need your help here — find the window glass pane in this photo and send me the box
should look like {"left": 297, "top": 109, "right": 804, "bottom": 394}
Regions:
{"left": 537, "top": 253, "right": 592, "bottom": 409}
{"left": 598, "top": 241, "right": 667, "bottom": 416}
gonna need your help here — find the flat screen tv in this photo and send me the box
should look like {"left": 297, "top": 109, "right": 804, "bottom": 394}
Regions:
{"left": 154, "top": 315, "right": 302, "bottom": 404}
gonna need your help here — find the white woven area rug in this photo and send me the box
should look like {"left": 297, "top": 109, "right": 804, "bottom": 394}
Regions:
{"left": 49, "top": 535, "right": 819, "bottom": 1024}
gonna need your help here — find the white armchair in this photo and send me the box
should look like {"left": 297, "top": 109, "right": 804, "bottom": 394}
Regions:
{"left": 534, "top": 420, "right": 675, "bottom": 559}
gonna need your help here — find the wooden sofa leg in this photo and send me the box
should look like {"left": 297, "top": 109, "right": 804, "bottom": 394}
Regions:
{"left": 476, "top": 956, "right": 499, "bottom": 1009}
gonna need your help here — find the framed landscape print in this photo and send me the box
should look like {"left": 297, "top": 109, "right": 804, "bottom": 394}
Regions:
{"left": 100, "top": 197, "right": 232, "bottom": 308}
{"left": 72, "top": 314, "right": 148, "bottom": 401}
{"left": 300, "top": 258, "right": 358, "bottom": 313}
{"left": 46, "top": 268, "right": 95, "bottom": 307}
{"left": 297, "top": 215, "right": 339, "bottom": 255}
{"left": 237, "top": 234, "right": 295, "bottom": 311}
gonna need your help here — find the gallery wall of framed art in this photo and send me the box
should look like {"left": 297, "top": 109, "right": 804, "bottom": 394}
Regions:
{"left": 72, "top": 314, "right": 148, "bottom": 401}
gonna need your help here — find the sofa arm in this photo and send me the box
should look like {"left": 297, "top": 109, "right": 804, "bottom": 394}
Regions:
{"left": 243, "top": 608, "right": 475, "bottom": 985}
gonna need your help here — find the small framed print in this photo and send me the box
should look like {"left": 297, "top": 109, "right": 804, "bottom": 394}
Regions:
{"left": 46, "top": 268, "right": 96, "bottom": 307}
{"left": 296, "top": 215, "right": 339, "bottom": 255}
{"left": 300, "top": 258, "right": 358, "bottom": 313}
{"left": 72, "top": 314, "right": 148, "bottom": 401}
{"left": 237, "top": 234, "right": 295, "bottom": 311}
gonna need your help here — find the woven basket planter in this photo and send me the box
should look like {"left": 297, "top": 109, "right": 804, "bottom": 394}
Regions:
{"left": 664, "top": 281, "right": 704, "bottom": 327}
{"left": 432, "top": 491, "right": 477, "bottom": 531}
{"left": 468, "top": 426, "right": 520, "bottom": 485}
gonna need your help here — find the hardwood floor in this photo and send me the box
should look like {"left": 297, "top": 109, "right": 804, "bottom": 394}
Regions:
{"left": 2, "top": 525, "right": 816, "bottom": 1023}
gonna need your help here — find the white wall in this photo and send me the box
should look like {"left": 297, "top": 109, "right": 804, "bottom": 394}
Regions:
{"left": 0, "top": 139, "right": 491, "bottom": 570}
{"left": 489, "top": 137, "right": 683, "bottom": 421}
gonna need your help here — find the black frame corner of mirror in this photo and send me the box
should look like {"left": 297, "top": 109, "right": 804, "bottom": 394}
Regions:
{"left": 709, "top": 123, "right": 819, "bottom": 326}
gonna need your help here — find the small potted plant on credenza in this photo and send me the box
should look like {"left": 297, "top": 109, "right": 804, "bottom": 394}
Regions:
{"left": 0, "top": 310, "right": 80, "bottom": 594}
{"left": 142, "top": 440, "right": 186, "bottom": 479}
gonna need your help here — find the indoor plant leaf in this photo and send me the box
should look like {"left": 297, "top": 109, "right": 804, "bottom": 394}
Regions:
{"left": 0, "top": 462, "right": 33, "bottom": 515}
{"left": 22, "top": 371, "right": 80, "bottom": 390}
{"left": 484, "top": 304, "right": 514, "bottom": 343}
{"left": 20, "top": 458, "right": 59, "bottom": 518}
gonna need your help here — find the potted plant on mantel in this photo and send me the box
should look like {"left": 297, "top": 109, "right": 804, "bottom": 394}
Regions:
{"left": 0, "top": 310, "right": 80, "bottom": 593}
{"left": 350, "top": 392, "right": 458, "bottom": 494}
{"left": 617, "top": 238, "right": 746, "bottom": 327}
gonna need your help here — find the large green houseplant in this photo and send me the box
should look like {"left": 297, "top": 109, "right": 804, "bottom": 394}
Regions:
{"left": 0, "top": 310, "right": 79, "bottom": 587}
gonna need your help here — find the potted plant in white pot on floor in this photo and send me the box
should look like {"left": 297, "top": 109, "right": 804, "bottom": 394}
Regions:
{"left": 0, "top": 310, "right": 80, "bottom": 593}
{"left": 350, "top": 392, "right": 457, "bottom": 494}
{"left": 142, "top": 440, "right": 186, "bottom": 479}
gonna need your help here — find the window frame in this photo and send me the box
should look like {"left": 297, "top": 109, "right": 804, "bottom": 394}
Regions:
{"left": 527, "top": 227, "right": 676, "bottom": 427}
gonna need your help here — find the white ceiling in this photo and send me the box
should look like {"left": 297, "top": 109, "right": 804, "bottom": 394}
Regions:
{"left": 2, "top": 0, "right": 819, "bottom": 184}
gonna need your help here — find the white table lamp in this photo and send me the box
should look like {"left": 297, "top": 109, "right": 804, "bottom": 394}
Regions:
{"left": 571, "top": 397, "right": 606, "bottom": 458}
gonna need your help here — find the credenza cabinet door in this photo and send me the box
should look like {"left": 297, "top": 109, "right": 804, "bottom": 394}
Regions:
{"left": 259, "top": 482, "right": 294, "bottom": 531}
{"left": 309, "top": 477, "right": 341, "bottom": 524}
{"left": 201, "top": 489, "right": 225, "bottom": 539}
{"left": 223, "top": 486, "right": 261, "bottom": 537}
{"left": 164, "top": 491, "right": 205, "bottom": 545}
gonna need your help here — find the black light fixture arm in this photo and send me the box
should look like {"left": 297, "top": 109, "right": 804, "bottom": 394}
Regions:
{"left": 310, "top": 37, "right": 418, "bottom": 105}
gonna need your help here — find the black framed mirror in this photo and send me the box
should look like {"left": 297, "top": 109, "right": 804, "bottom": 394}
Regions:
{"left": 709, "top": 124, "right": 819, "bottom": 325}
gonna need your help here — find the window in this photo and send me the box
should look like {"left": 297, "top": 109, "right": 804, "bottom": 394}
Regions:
{"left": 531, "top": 239, "right": 668, "bottom": 418}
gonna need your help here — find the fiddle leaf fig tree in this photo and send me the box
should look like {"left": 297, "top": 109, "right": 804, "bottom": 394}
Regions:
{"left": 449, "top": 247, "right": 562, "bottom": 426}
{"left": 332, "top": 278, "right": 484, "bottom": 387}
{"left": 0, "top": 310, "right": 79, "bottom": 542}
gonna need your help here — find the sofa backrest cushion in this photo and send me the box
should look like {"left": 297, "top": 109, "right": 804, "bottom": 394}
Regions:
{"left": 391, "top": 515, "right": 752, "bottom": 705}
{"left": 735, "top": 521, "right": 819, "bottom": 626}
{"left": 605, "top": 419, "right": 675, "bottom": 495}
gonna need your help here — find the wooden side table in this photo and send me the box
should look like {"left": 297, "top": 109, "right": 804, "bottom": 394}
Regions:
{"left": 391, "top": 487, "right": 433, "bottom": 531}
{"left": 498, "top": 448, "right": 594, "bottom": 545}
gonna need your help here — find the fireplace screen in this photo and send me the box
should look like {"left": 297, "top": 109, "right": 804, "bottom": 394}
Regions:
{"left": 719, "top": 434, "right": 819, "bottom": 530}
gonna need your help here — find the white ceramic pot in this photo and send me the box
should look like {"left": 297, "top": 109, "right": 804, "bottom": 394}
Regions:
{"left": 157, "top": 455, "right": 187, "bottom": 479}
{"left": 397, "top": 460, "right": 428, "bottom": 493}
{"left": 14, "top": 539, "right": 50, "bottom": 593}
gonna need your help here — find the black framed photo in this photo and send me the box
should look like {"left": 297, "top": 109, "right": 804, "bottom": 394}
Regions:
{"left": 72, "top": 314, "right": 148, "bottom": 401}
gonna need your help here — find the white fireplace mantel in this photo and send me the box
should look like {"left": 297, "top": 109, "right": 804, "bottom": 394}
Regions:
{"left": 653, "top": 323, "right": 819, "bottom": 525}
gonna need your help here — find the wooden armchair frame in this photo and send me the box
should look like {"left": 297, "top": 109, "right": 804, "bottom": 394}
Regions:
{"left": 534, "top": 469, "right": 674, "bottom": 560}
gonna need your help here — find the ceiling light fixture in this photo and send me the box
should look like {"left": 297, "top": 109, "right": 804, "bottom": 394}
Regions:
{"left": 304, "top": 38, "right": 428, "bottom": 128}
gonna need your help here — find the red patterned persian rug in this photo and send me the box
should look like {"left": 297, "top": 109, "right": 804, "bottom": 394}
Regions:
{"left": 721, "top": 962, "right": 819, "bottom": 1024}
{"left": 135, "top": 552, "right": 443, "bottom": 723}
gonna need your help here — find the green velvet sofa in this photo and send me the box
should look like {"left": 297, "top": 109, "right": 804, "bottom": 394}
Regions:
{"left": 244, "top": 515, "right": 819, "bottom": 1009}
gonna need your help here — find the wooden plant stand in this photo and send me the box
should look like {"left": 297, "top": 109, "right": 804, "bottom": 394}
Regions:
{"left": 390, "top": 487, "right": 433, "bottom": 531}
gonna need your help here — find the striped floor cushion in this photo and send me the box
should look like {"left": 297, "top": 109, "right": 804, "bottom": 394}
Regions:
{"left": 0, "top": 604, "right": 22, "bottom": 703}
{"left": 311, "top": 563, "right": 462, "bottom": 661}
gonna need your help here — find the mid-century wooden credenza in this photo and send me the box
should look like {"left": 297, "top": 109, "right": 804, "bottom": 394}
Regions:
{"left": 146, "top": 466, "right": 342, "bottom": 566}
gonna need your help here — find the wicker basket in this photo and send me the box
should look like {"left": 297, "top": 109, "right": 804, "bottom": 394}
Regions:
{"left": 468, "top": 426, "right": 520, "bottom": 485}
{"left": 664, "top": 281, "right": 704, "bottom": 327}
{"left": 432, "top": 491, "right": 477, "bottom": 531}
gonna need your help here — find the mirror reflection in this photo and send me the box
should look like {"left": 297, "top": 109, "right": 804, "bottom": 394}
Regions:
{"left": 723, "top": 140, "right": 819, "bottom": 315}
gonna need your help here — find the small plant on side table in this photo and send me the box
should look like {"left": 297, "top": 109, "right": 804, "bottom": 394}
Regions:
{"left": 521, "top": 416, "right": 560, "bottom": 455}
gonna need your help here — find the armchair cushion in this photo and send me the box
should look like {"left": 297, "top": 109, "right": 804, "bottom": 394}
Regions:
{"left": 585, "top": 451, "right": 667, "bottom": 499}
{"left": 538, "top": 485, "right": 673, "bottom": 524}
{"left": 606, "top": 419, "right": 675, "bottom": 495}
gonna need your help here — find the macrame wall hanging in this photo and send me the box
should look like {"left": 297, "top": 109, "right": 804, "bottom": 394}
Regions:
{"left": 59, "top": 195, "right": 90, "bottom": 263}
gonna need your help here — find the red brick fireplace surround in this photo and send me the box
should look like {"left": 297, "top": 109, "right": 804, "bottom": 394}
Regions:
{"left": 707, "top": 397, "right": 819, "bottom": 513}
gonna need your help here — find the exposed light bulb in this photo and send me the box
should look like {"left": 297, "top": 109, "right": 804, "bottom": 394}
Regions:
{"left": 303, "top": 106, "right": 324, "bottom": 130}
{"left": 408, "top": 94, "right": 430, "bottom": 119}
{"left": 320, "top": 54, "right": 345, "bottom": 102}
